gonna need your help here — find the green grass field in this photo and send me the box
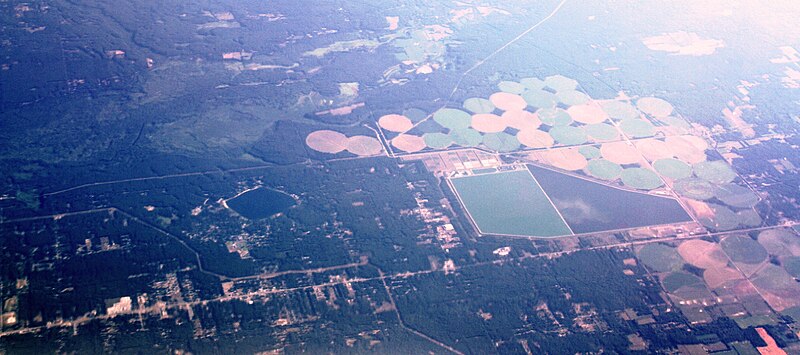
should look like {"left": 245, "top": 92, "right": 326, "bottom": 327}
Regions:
{"left": 450, "top": 169, "right": 572, "bottom": 237}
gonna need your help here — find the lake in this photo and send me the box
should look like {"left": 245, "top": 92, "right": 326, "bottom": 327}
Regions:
{"left": 226, "top": 187, "right": 296, "bottom": 220}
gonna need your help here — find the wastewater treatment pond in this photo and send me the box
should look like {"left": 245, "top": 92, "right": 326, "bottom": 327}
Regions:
{"left": 449, "top": 165, "right": 692, "bottom": 237}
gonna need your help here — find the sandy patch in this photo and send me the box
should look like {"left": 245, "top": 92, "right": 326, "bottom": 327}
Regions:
{"left": 600, "top": 141, "right": 641, "bottom": 165}
{"left": 770, "top": 46, "right": 800, "bottom": 64}
{"left": 316, "top": 102, "right": 365, "bottom": 116}
{"left": 415, "top": 64, "right": 434, "bottom": 74}
{"left": 502, "top": 110, "right": 541, "bottom": 131}
{"left": 347, "top": 135, "right": 383, "bottom": 156}
{"left": 450, "top": 5, "right": 510, "bottom": 23}
{"left": 338, "top": 82, "right": 359, "bottom": 98}
{"left": 755, "top": 327, "right": 787, "bottom": 355}
{"left": 378, "top": 114, "right": 413, "bottom": 132}
{"left": 656, "top": 125, "right": 691, "bottom": 136}
{"left": 780, "top": 67, "right": 800, "bottom": 89}
{"left": 423, "top": 25, "right": 452, "bottom": 41}
{"left": 642, "top": 31, "right": 725, "bottom": 56}
{"left": 566, "top": 103, "right": 609, "bottom": 124}
{"left": 386, "top": 16, "right": 399, "bottom": 30}
{"left": 517, "top": 129, "right": 554, "bottom": 148}
{"left": 306, "top": 130, "right": 349, "bottom": 154}
{"left": 722, "top": 103, "right": 756, "bottom": 138}
{"left": 489, "top": 92, "right": 528, "bottom": 111}
{"left": 391, "top": 134, "right": 426, "bottom": 153}
{"left": 471, "top": 113, "right": 507, "bottom": 133}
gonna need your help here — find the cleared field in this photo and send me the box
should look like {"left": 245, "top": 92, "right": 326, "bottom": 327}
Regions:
{"left": 450, "top": 169, "right": 572, "bottom": 237}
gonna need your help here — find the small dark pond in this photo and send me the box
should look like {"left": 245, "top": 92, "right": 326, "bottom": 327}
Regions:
{"left": 226, "top": 187, "right": 295, "bottom": 219}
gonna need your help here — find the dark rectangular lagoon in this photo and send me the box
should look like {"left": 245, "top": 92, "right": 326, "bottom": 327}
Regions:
{"left": 528, "top": 164, "right": 692, "bottom": 234}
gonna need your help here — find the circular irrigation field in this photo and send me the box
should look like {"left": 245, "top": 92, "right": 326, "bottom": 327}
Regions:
{"left": 503, "top": 110, "right": 541, "bottom": 131}
{"left": 696, "top": 203, "right": 739, "bottom": 231}
{"left": 490, "top": 92, "right": 528, "bottom": 111}
{"left": 584, "top": 123, "right": 619, "bottom": 141}
{"left": 694, "top": 160, "right": 737, "bottom": 184}
{"left": 517, "top": 129, "right": 554, "bottom": 148}
{"left": 721, "top": 235, "right": 768, "bottom": 265}
{"left": 620, "top": 168, "right": 663, "bottom": 190}
{"left": 347, "top": 135, "right": 384, "bottom": 156}
{"left": 587, "top": 159, "right": 622, "bottom": 180}
{"left": 636, "top": 139, "right": 674, "bottom": 161}
{"left": 306, "top": 130, "right": 349, "bottom": 154}
{"left": 602, "top": 101, "right": 640, "bottom": 121}
{"left": 450, "top": 128, "right": 483, "bottom": 147}
{"left": 463, "top": 97, "right": 495, "bottom": 114}
{"left": 391, "top": 134, "right": 426, "bottom": 153}
{"left": 600, "top": 141, "right": 640, "bottom": 165}
{"left": 637, "top": 97, "right": 674, "bottom": 117}
{"left": 471, "top": 113, "right": 507, "bottom": 133}
{"left": 537, "top": 148, "right": 588, "bottom": 171}
{"left": 549, "top": 126, "right": 587, "bottom": 145}
{"left": 482, "top": 132, "right": 520, "bottom": 152}
{"left": 673, "top": 178, "right": 715, "bottom": 200}
{"left": 538, "top": 108, "right": 573, "bottom": 126}
{"left": 567, "top": 103, "right": 609, "bottom": 125}
{"left": 434, "top": 108, "right": 472, "bottom": 130}
{"left": 378, "top": 114, "right": 413, "bottom": 132}
{"left": 653, "top": 158, "right": 692, "bottom": 180}
{"left": 423, "top": 132, "right": 452, "bottom": 149}
{"left": 637, "top": 244, "right": 683, "bottom": 272}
